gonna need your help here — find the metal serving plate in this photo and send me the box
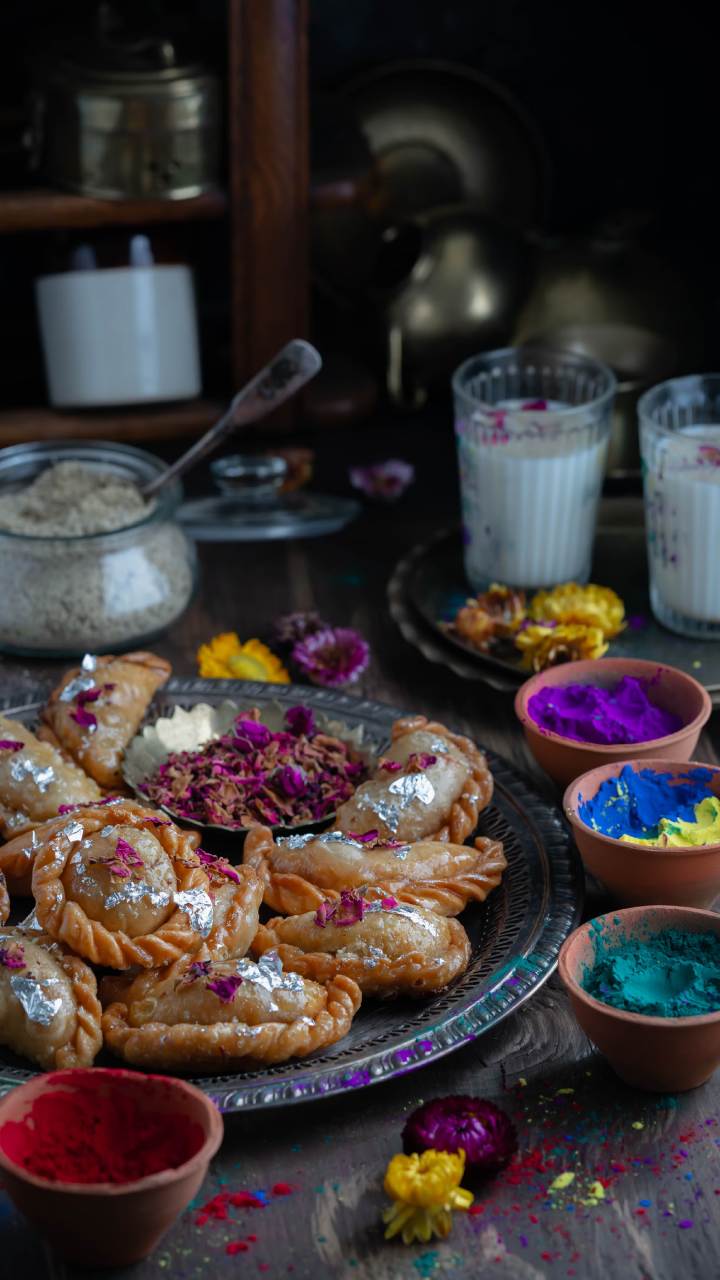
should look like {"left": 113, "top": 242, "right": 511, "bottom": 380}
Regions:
{"left": 0, "top": 678, "right": 583, "bottom": 1111}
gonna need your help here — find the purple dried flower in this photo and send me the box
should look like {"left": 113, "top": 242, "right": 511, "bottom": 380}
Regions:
{"left": 206, "top": 974, "right": 243, "bottom": 1003}
{"left": 349, "top": 459, "right": 415, "bottom": 502}
{"left": 233, "top": 718, "right": 272, "bottom": 749}
{"left": 70, "top": 706, "right": 97, "bottom": 730}
{"left": 284, "top": 705, "right": 316, "bottom": 738}
{"left": 402, "top": 1096, "right": 517, "bottom": 1173}
{"left": 277, "top": 765, "right": 306, "bottom": 797}
{"left": 381, "top": 896, "right": 398, "bottom": 909}
{"left": 0, "top": 740, "right": 24, "bottom": 752}
{"left": 346, "top": 829, "right": 380, "bottom": 844}
{"left": 378, "top": 759, "right": 403, "bottom": 774}
{"left": 273, "top": 611, "right": 326, "bottom": 647}
{"left": 76, "top": 687, "right": 102, "bottom": 705}
{"left": 313, "top": 890, "right": 366, "bottom": 928}
{"left": 0, "top": 944, "right": 26, "bottom": 969}
{"left": 292, "top": 627, "right": 370, "bottom": 688}
{"left": 314, "top": 901, "right": 335, "bottom": 928}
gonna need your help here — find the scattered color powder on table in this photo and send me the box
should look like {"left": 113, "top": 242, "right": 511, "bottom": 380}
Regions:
{"left": 527, "top": 676, "right": 682, "bottom": 746}
{"left": 583, "top": 923, "right": 720, "bottom": 1016}
{"left": 577, "top": 765, "right": 715, "bottom": 840}
{"left": 0, "top": 1074, "right": 204, "bottom": 1184}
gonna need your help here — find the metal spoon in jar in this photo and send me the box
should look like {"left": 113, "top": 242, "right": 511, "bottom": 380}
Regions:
{"left": 141, "top": 339, "right": 323, "bottom": 500}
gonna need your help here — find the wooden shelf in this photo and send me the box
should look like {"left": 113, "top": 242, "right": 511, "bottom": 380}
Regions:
{"left": 0, "top": 399, "right": 224, "bottom": 447}
{"left": 0, "top": 188, "right": 228, "bottom": 235}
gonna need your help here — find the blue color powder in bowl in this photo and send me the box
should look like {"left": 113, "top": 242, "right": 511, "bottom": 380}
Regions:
{"left": 564, "top": 759, "right": 720, "bottom": 908}
{"left": 559, "top": 906, "right": 720, "bottom": 1092}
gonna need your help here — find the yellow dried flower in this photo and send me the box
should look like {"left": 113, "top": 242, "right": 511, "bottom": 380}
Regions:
{"left": 382, "top": 1150, "right": 473, "bottom": 1244}
{"left": 197, "top": 633, "right": 290, "bottom": 683}
{"left": 515, "top": 623, "right": 608, "bottom": 672}
{"left": 528, "top": 582, "right": 625, "bottom": 639}
{"left": 452, "top": 584, "right": 527, "bottom": 653}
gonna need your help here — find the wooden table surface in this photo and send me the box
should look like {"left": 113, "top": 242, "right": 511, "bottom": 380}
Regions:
{"left": 2, "top": 476, "right": 720, "bottom": 1280}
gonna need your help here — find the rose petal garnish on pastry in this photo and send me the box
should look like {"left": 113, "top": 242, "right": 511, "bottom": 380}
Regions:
{"left": 0, "top": 924, "right": 102, "bottom": 1070}
{"left": 31, "top": 803, "right": 213, "bottom": 970}
{"left": 336, "top": 717, "right": 493, "bottom": 845}
{"left": 39, "top": 651, "right": 171, "bottom": 790}
{"left": 0, "top": 715, "right": 101, "bottom": 838}
{"left": 244, "top": 826, "right": 506, "bottom": 917}
{"left": 100, "top": 951, "right": 362, "bottom": 1071}
{"left": 252, "top": 896, "right": 471, "bottom": 996}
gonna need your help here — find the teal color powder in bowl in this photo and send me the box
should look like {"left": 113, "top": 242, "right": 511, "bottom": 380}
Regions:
{"left": 582, "top": 920, "right": 720, "bottom": 1017}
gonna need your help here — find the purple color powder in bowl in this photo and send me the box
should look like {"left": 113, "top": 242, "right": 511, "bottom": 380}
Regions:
{"left": 527, "top": 676, "right": 682, "bottom": 746}
{"left": 514, "top": 658, "right": 712, "bottom": 788}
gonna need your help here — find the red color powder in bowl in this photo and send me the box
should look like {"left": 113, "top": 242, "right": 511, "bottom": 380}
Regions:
{"left": 0, "top": 1069, "right": 223, "bottom": 1267}
{"left": 0, "top": 1072, "right": 204, "bottom": 1184}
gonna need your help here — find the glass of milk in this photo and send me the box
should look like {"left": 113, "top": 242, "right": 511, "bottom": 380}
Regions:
{"left": 453, "top": 347, "right": 616, "bottom": 591}
{"left": 639, "top": 374, "right": 720, "bottom": 638}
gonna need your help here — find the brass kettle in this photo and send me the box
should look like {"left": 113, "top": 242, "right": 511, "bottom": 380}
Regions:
{"left": 376, "top": 205, "right": 529, "bottom": 409}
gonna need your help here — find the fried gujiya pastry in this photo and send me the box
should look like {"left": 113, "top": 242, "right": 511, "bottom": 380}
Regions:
{"left": 0, "top": 714, "right": 101, "bottom": 838}
{"left": 0, "top": 925, "right": 102, "bottom": 1070}
{"left": 100, "top": 950, "right": 361, "bottom": 1071}
{"left": 31, "top": 802, "right": 213, "bottom": 970}
{"left": 194, "top": 851, "right": 266, "bottom": 960}
{"left": 0, "top": 870, "right": 9, "bottom": 925}
{"left": 335, "top": 717, "right": 493, "bottom": 845}
{"left": 252, "top": 894, "right": 471, "bottom": 996}
{"left": 39, "top": 651, "right": 171, "bottom": 790}
{"left": 244, "top": 826, "right": 507, "bottom": 917}
{"left": 0, "top": 797, "right": 176, "bottom": 897}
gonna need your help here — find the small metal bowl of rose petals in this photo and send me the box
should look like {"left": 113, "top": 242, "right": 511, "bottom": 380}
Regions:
{"left": 122, "top": 701, "right": 379, "bottom": 838}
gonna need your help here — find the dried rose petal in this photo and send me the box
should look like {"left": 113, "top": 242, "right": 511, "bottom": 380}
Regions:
{"left": 0, "top": 944, "right": 26, "bottom": 969}
{"left": 114, "top": 838, "right": 143, "bottom": 868}
{"left": 206, "top": 974, "right": 243, "bottom": 1003}
{"left": 234, "top": 719, "right": 272, "bottom": 749}
{"left": 402, "top": 1096, "right": 517, "bottom": 1173}
{"left": 378, "top": 759, "right": 403, "bottom": 774}
{"left": 0, "top": 740, "right": 24, "bottom": 752}
{"left": 380, "top": 896, "right": 398, "bottom": 909}
{"left": 332, "top": 889, "right": 366, "bottom": 927}
{"left": 345, "top": 830, "right": 380, "bottom": 844}
{"left": 185, "top": 959, "right": 213, "bottom": 982}
{"left": 285, "top": 705, "right": 316, "bottom": 738}
{"left": 70, "top": 706, "right": 97, "bottom": 730}
{"left": 276, "top": 765, "right": 306, "bottom": 797}
{"left": 196, "top": 848, "right": 241, "bottom": 884}
{"left": 313, "top": 901, "right": 335, "bottom": 928}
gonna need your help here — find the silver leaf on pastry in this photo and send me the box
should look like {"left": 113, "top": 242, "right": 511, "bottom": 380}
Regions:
{"left": 59, "top": 673, "right": 96, "bottom": 702}
{"left": 10, "top": 975, "right": 63, "bottom": 1026}
{"left": 105, "top": 879, "right": 172, "bottom": 911}
{"left": 9, "top": 757, "right": 56, "bottom": 792}
{"left": 81, "top": 653, "right": 98, "bottom": 672}
{"left": 174, "top": 888, "right": 214, "bottom": 936}
{"left": 388, "top": 773, "right": 435, "bottom": 806}
{"left": 234, "top": 951, "right": 304, "bottom": 994}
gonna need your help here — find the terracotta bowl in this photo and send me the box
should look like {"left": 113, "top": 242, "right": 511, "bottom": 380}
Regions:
{"left": 0, "top": 1068, "right": 223, "bottom": 1268}
{"left": 514, "top": 657, "right": 711, "bottom": 787}
{"left": 564, "top": 758, "right": 720, "bottom": 907}
{"left": 559, "top": 905, "right": 720, "bottom": 1091}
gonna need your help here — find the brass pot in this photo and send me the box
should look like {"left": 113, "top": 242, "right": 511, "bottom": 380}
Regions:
{"left": 376, "top": 205, "right": 529, "bottom": 409}
{"left": 34, "top": 30, "right": 220, "bottom": 200}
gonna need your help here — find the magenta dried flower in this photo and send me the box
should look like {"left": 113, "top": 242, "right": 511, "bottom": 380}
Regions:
{"left": 70, "top": 706, "right": 97, "bottom": 730}
{"left": 402, "top": 1096, "right": 517, "bottom": 1173}
{"left": 196, "top": 849, "right": 241, "bottom": 884}
{"left": 206, "top": 974, "right": 243, "bottom": 1003}
{"left": 0, "top": 943, "right": 26, "bottom": 969}
{"left": 381, "top": 896, "right": 398, "bottom": 909}
{"left": 277, "top": 765, "right": 306, "bottom": 797}
{"left": 0, "top": 740, "right": 24, "bottom": 752}
{"left": 333, "top": 889, "right": 367, "bottom": 927}
{"left": 285, "top": 705, "right": 316, "bottom": 738}
{"left": 233, "top": 718, "right": 272, "bottom": 750}
{"left": 292, "top": 627, "right": 370, "bottom": 688}
{"left": 346, "top": 829, "right": 379, "bottom": 844}
{"left": 349, "top": 459, "right": 415, "bottom": 502}
{"left": 185, "top": 959, "right": 213, "bottom": 983}
{"left": 378, "top": 759, "right": 403, "bottom": 774}
{"left": 313, "top": 901, "right": 335, "bottom": 928}
{"left": 273, "top": 611, "right": 326, "bottom": 648}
